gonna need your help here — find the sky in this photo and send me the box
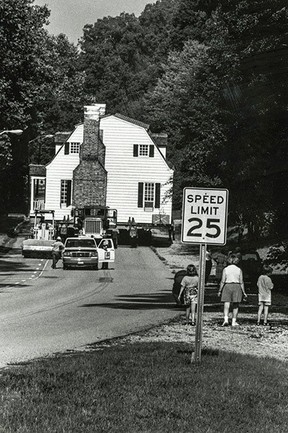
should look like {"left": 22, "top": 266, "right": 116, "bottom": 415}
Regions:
{"left": 34, "top": 0, "right": 156, "bottom": 44}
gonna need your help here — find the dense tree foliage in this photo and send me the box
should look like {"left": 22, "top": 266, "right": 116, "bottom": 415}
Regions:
{"left": 0, "top": 0, "right": 85, "bottom": 212}
{"left": 1, "top": 0, "right": 288, "bottom": 239}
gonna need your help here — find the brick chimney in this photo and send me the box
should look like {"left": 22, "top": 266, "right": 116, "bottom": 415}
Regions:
{"left": 73, "top": 104, "right": 107, "bottom": 208}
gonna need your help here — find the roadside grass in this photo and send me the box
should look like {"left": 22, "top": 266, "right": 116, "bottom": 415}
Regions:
{"left": 0, "top": 343, "right": 287, "bottom": 433}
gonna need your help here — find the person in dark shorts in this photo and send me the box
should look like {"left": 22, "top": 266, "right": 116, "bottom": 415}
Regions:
{"left": 218, "top": 254, "right": 247, "bottom": 327}
{"left": 51, "top": 236, "right": 64, "bottom": 269}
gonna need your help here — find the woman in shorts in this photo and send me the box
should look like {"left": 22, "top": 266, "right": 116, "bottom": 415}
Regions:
{"left": 218, "top": 254, "right": 247, "bottom": 327}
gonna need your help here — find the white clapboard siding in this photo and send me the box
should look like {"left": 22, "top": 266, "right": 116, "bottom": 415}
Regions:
{"left": 43, "top": 115, "right": 173, "bottom": 224}
{"left": 68, "top": 124, "right": 83, "bottom": 143}
{"left": 101, "top": 115, "right": 173, "bottom": 224}
{"left": 45, "top": 141, "right": 80, "bottom": 220}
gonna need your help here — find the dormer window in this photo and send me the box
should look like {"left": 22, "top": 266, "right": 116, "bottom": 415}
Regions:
{"left": 133, "top": 144, "right": 154, "bottom": 157}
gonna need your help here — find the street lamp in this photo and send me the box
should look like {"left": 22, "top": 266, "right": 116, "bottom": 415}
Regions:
{"left": 0, "top": 129, "right": 23, "bottom": 136}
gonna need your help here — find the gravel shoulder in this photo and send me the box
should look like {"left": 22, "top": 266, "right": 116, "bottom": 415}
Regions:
{"left": 123, "top": 242, "right": 288, "bottom": 362}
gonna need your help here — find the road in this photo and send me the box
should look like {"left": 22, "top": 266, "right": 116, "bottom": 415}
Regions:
{"left": 0, "top": 243, "right": 181, "bottom": 368}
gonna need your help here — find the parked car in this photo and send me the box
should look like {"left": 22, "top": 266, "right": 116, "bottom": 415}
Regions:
{"left": 62, "top": 237, "right": 98, "bottom": 270}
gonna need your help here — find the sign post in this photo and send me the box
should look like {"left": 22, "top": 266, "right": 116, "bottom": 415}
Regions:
{"left": 181, "top": 187, "right": 228, "bottom": 364}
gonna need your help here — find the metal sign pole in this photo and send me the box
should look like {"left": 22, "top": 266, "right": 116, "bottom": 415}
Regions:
{"left": 192, "top": 243, "right": 206, "bottom": 364}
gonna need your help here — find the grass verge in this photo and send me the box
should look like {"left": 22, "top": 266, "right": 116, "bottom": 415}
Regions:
{"left": 0, "top": 342, "right": 287, "bottom": 433}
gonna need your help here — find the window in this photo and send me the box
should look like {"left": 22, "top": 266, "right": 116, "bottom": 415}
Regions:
{"left": 138, "top": 182, "right": 161, "bottom": 210}
{"left": 139, "top": 145, "right": 149, "bottom": 156}
{"left": 70, "top": 142, "right": 80, "bottom": 153}
{"left": 60, "top": 180, "right": 72, "bottom": 206}
{"left": 33, "top": 179, "right": 45, "bottom": 200}
{"left": 133, "top": 144, "right": 154, "bottom": 157}
{"left": 64, "top": 142, "right": 80, "bottom": 154}
{"left": 144, "top": 183, "right": 154, "bottom": 208}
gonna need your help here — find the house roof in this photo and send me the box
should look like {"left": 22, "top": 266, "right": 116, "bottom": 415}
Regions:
{"left": 149, "top": 132, "right": 168, "bottom": 148}
{"left": 54, "top": 131, "right": 72, "bottom": 143}
{"left": 112, "top": 113, "right": 150, "bottom": 130}
{"left": 29, "top": 164, "right": 46, "bottom": 176}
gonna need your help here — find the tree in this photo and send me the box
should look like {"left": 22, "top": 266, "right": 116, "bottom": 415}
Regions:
{"left": 144, "top": 40, "right": 227, "bottom": 209}
{"left": 0, "top": 0, "right": 83, "bottom": 213}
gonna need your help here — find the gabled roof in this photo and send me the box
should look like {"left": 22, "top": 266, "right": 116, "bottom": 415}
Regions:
{"left": 112, "top": 113, "right": 150, "bottom": 130}
{"left": 149, "top": 132, "right": 168, "bottom": 148}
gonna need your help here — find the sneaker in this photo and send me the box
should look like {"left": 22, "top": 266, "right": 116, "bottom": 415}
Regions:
{"left": 191, "top": 322, "right": 196, "bottom": 326}
{"left": 263, "top": 322, "right": 268, "bottom": 326}
{"left": 232, "top": 322, "right": 240, "bottom": 327}
{"left": 221, "top": 321, "right": 229, "bottom": 327}
{"left": 256, "top": 322, "right": 260, "bottom": 326}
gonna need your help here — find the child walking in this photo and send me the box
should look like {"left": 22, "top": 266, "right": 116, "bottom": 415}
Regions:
{"left": 178, "top": 264, "right": 199, "bottom": 326}
{"left": 257, "top": 264, "right": 274, "bottom": 326}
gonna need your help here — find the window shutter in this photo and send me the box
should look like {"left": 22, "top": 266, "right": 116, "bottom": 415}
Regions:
{"left": 133, "top": 144, "right": 138, "bottom": 157}
{"left": 64, "top": 142, "right": 70, "bottom": 155}
{"left": 138, "top": 182, "right": 144, "bottom": 207}
{"left": 155, "top": 183, "right": 161, "bottom": 208}
{"left": 149, "top": 145, "right": 154, "bottom": 157}
{"left": 66, "top": 180, "right": 72, "bottom": 206}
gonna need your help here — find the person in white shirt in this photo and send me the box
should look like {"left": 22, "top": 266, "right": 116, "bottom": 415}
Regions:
{"left": 51, "top": 236, "right": 64, "bottom": 269}
{"left": 218, "top": 254, "right": 247, "bottom": 326}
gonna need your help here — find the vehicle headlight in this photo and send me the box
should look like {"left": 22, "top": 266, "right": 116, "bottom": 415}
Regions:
{"left": 63, "top": 251, "right": 72, "bottom": 257}
{"left": 90, "top": 251, "right": 97, "bottom": 257}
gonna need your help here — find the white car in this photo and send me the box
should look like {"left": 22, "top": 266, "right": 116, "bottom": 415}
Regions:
{"left": 62, "top": 237, "right": 98, "bottom": 270}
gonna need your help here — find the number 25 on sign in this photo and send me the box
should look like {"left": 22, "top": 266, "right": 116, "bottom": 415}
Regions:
{"left": 181, "top": 187, "right": 229, "bottom": 245}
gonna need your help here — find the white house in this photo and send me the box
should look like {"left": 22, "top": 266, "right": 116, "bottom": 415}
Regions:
{"left": 29, "top": 104, "right": 174, "bottom": 227}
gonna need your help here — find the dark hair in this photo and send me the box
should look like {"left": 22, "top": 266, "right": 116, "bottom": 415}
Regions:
{"left": 186, "top": 264, "right": 198, "bottom": 276}
{"left": 227, "top": 254, "right": 240, "bottom": 265}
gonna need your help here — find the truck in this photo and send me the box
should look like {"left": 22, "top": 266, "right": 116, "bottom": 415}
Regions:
{"left": 22, "top": 210, "right": 55, "bottom": 258}
{"left": 56, "top": 206, "right": 119, "bottom": 247}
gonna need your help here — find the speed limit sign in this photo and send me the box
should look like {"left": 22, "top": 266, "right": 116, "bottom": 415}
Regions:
{"left": 181, "top": 187, "right": 229, "bottom": 245}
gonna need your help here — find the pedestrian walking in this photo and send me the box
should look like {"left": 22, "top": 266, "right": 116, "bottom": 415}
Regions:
{"left": 101, "top": 240, "right": 109, "bottom": 269}
{"left": 234, "top": 246, "right": 242, "bottom": 267}
{"left": 178, "top": 264, "right": 199, "bottom": 326}
{"left": 129, "top": 226, "right": 138, "bottom": 248}
{"left": 257, "top": 264, "right": 274, "bottom": 326}
{"left": 214, "top": 250, "right": 227, "bottom": 284}
{"left": 218, "top": 254, "right": 247, "bottom": 326}
{"left": 51, "top": 236, "right": 64, "bottom": 269}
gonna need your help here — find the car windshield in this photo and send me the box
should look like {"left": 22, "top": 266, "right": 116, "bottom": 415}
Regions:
{"left": 65, "top": 239, "right": 96, "bottom": 248}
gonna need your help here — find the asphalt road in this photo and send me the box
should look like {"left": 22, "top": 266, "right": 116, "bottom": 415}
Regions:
{"left": 0, "top": 243, "right": 181, "bottom": 368}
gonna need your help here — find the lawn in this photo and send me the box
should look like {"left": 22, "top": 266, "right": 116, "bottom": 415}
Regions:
{"left": 0, "top": 342, "right": 287, "bottom": 433}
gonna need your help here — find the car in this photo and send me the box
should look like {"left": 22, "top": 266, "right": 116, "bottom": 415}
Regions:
{"left": 172, "top": 269, "right": 187, "bottom": 305}
{"left": 62, "top": 237, "right": 98, "bottom": 269}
